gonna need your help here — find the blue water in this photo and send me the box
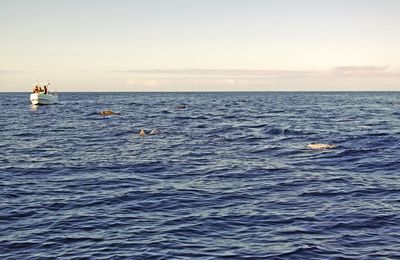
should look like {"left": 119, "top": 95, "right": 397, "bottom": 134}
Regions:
{"left": 1, "top": 92, "right": 400, "bottom": 259}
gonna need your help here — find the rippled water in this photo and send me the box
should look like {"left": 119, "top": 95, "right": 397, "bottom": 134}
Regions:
{"left": 1, "top": 92, "right": 400, "bottom": 259}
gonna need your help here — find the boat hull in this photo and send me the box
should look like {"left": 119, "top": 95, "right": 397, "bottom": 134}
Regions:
{"left": 30, "top": 93, "right": 58, "bottom": 105}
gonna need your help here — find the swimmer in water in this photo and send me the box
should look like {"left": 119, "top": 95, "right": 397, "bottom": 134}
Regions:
{"left": 100, "top": 109, "right": 121, "bottom": 116}
{"left": 139, "top": 129, "right": 146, "bottom": 137}
{"left": 139, "top": 128, "right": 160, "bottom": 137}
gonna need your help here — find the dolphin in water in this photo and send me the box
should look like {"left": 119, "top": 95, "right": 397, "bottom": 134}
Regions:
{"left": 149, "top": 128, "right": 160, "bottom": 135}
{"left": 306, "top": 143, "right": 337, "bottom": 150}
{"left": 176, "top": 104, "right": 187, "bottom": 109}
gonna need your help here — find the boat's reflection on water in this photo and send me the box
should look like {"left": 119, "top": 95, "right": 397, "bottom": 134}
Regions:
{"left": 30, "top": 104, "right": 48, "bottom": 112}
{"left": 30, "top": 104, "right": 39, "bottom": 111}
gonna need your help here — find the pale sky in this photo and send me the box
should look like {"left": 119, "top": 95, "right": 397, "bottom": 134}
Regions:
{"left": 1, "top": 0, "right": 399, "bottom": 91}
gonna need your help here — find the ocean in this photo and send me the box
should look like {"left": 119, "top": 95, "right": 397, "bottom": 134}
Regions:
{"left": 1, "top": 92, "right": 400, "bottom": 259}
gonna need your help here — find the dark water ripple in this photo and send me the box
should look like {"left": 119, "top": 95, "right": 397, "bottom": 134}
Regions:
{"left": 1, "top": 92, "right": 400, "bottom": 259}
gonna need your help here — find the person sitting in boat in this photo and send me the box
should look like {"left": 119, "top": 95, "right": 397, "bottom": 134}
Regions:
{"left": 33, "top": 85, "right": 39, "bottom": 93}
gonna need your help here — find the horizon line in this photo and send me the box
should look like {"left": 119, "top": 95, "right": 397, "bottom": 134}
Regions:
{"left": 2, "top": 90, "right": 400, "bottom": 94}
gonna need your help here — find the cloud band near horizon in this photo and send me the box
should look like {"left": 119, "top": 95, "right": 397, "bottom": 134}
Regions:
{"left": 111, "top": 66, "right": 398, "bottom": 77}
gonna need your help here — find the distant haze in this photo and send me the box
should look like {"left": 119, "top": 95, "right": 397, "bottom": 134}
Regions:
{"left": 1, "top": 0, "right": 399, "bottom": 92}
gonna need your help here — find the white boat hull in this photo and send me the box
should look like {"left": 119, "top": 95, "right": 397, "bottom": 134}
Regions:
{"left": 30, "top": 93, "right": 58, "bottom": 105}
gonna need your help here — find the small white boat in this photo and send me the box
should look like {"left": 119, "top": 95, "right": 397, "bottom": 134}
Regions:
{"left": 30, "top": 82, "right": 58, "bottom": 105}
{"left": 30, "top": 93, "right": 58, "bottom": 105}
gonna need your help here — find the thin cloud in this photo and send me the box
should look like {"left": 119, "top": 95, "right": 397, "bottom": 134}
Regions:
{"left": 330, "top": 66, "right": 390, "bottom": 75}
{"left": 112, "top": 69, "right": 319, "bottom": 77}
{"left": 113, "top": 67, "right": 400, "bottom": 79}
{"left": 0, "top": 69, "right": 26, "bottom": 73}
{"left": 122, "top": 66, "right": 400, "bottom": 91}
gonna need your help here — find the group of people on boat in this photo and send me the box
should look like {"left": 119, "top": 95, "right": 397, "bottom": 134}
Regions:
{"left": 33, "top": 84, "right": 49, "bottom": 95}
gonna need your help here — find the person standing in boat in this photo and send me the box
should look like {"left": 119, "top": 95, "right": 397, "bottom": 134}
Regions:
{"left": 44, "top": 84, "right": 48, "bottom": 95}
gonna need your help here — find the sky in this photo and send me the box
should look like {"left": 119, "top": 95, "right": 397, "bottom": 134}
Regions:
{"left": 0, "top": 0, "right": 399, "bottom": 92}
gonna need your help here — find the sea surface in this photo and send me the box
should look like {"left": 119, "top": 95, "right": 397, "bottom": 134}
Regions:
{"left": 1, "top": 92, "right": 400, "bottom": 259}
